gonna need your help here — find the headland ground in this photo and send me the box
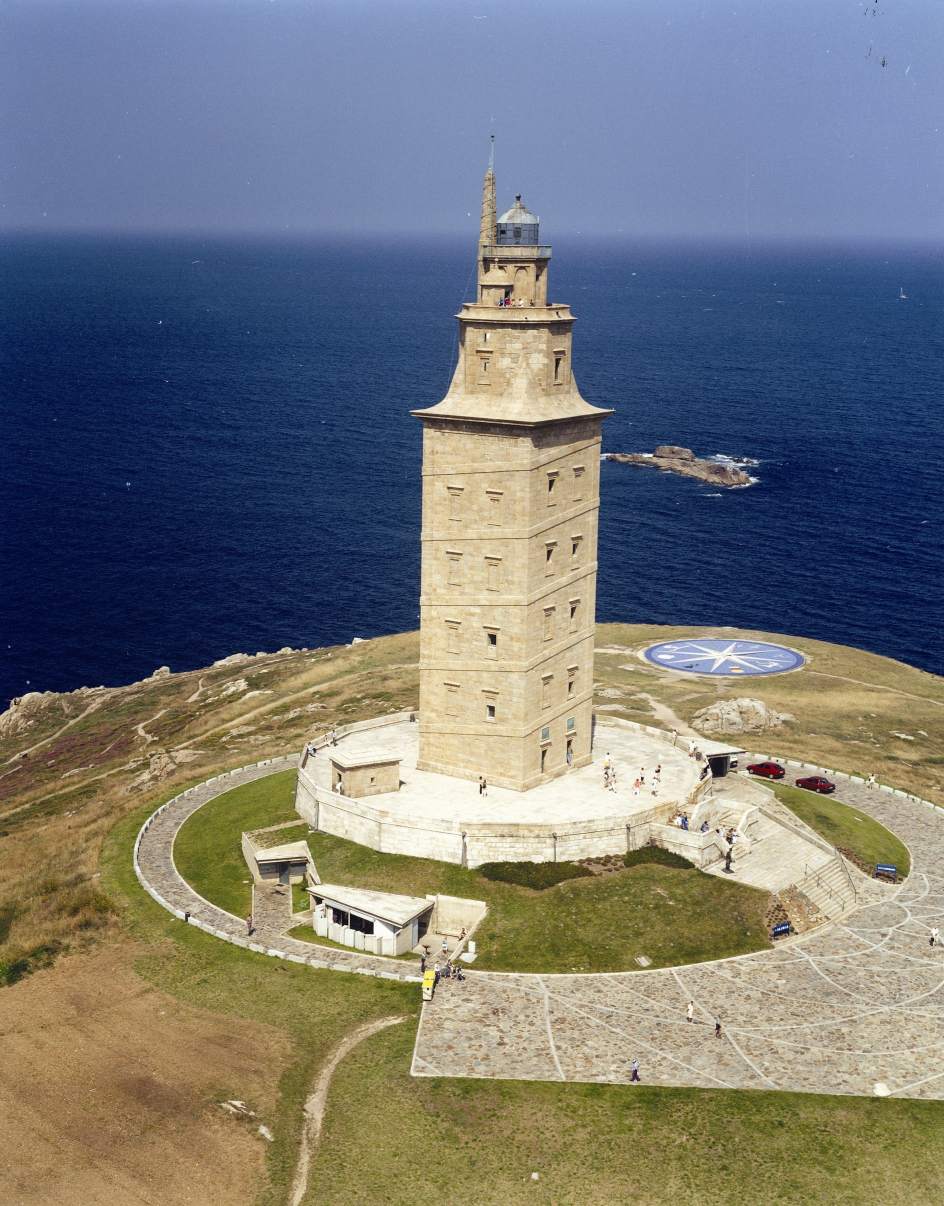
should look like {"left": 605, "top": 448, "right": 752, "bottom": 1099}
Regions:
{"left": 1, "top": 623, "right": 943, "bottom": 1203}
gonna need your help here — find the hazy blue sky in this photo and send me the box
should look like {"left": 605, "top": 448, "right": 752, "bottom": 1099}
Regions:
{"left": 2, "top": 0, "right": 941, "bottom": 239}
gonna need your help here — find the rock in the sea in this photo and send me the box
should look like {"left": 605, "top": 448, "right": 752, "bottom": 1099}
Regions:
{"left": 607, "top": 447, "right": 752, "bottom": 488}
{"left": 692, "top": 697, "right": 795, "bottom": 734}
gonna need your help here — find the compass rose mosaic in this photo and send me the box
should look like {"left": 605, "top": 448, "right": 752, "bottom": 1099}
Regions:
{"left": 642, "top": 638, "right": 805, "bottom": 677}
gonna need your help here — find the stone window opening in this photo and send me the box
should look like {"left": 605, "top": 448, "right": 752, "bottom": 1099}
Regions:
{"left": 573, "top": 465, "right": 585, "bottom": 500}
{"left": 486, "top": 491, "right": 503, "bottom": 526}
{"left": 553, "top": 355, "right": 563, "bottom": 384}
{"left": 485, "top": 628, "right": 499, "bottom": 659}
{"left": 447, "top": 487, "right": 464, "bottom": 521}
{"left": 543, "top": 606, "right": 555, "bottom": 642}
{"left": 445, "top": 682, "right": 460, "bottom": 717}
{"left": 546, "top": 471, "right": 559, "bottom": 503}
{"left": 485, "top": 556, "right": 501, "bottom": 591}
{"left": 484, "top": 695, "right": 498, "bottom": 722}
{"left": 542, "top": 674, "right": 553, "bottom": 708}
{"left": 567, "top": 666, "right": 578, "bottom": 698}
{"left": 446, "top": 621, "right": 460, "bottom": 654}
{"left": 545, "top": 541, "right": 557, "bottom": 575}
{"left": 569, "top": 598, "right": 581, "bottom": 631}
{"left": 447, "top": 552, "right": 462, "bottom": 586}
{"left": 571, "top": 535, "right": 583, "bottom": 560}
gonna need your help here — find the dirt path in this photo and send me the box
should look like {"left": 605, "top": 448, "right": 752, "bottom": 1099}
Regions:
{"left": 135, "top": 707, "right": 168, "bottom": 743}
{"left": 805, "top": 670, "right": 943, "bottom": 708}
{"left": 3, "top": 698, "right": 105, "bottom": 765}
{"left": 635, "top": 693, "right": 699, "bottom": 738}
{"left": 289, "top": 1015, "right": 405, "bottom": 1206}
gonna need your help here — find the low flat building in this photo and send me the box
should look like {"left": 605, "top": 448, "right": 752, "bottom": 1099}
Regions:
{"left": 310, "top": 883, "right": 434, "bottom": 956}
{"left": 242, "top": 832, "right": 311, "bottom": 886}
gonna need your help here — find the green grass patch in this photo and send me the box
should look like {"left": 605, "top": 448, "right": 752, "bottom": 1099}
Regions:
{"left": 173, "top": 769, "right": 297, "bottom": 916}
{"left": 623, "top": 846, "right": 691, "bottom": 870}
{"left": 291, "top": 880, "right": 310, "bottom": 914}
{"left": 477, "top": 860, "right": 591, "bottom": 889}
{"left": 174, "top": 772, "right": 772, "bottom": 974}
{"left": 310, "top": 1019, "right": 944, "bottom": 1205}
{"left": 768, "top": 782, "right": 911, "bottom": 876}
{"left": 0, "top": 940, "right": 63, "bottom": 987}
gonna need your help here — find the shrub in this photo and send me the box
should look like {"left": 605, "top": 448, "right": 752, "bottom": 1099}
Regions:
{"left": 0, "top": 940, "right": 63, "bottom": 988}
{"left": 623, "top": 846, "right": 691, "bottom": 871}
{"left": 477, "top": 861, "right": 592, "bottom": 890}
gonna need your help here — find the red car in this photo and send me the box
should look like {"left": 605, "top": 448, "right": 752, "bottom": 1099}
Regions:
{"left": 746, "top": 761, "right": 785, "bottom": 780}
{"left": 796, "top": 775, "right": 835, "bottom": 794}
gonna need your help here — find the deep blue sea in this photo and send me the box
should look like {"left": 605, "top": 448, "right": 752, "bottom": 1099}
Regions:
{"left": 2, "top": 234, "right": 942, "bottom": 708}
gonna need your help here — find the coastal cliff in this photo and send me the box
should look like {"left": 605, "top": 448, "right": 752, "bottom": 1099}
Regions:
{"left": 606, "top": 446, "right": 753, "bottom": 488}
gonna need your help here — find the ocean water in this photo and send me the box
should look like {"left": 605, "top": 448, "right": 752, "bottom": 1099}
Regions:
{"left": 2, "top": 233, "right": 942, "bottom": 707}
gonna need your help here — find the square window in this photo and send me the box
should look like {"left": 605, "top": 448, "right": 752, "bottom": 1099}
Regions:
{"left": 486, "top": 702, "right": 496, "bottom": 721}
{"left": 566, "top": 716, "right": 576, "bottom": 732}
{"left": 541, "top": 726, "right": 551, "bottom": 741}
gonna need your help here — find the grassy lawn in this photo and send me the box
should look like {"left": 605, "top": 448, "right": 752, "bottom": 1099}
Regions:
{"left": 173, "top": 770, "right": 297, "bottom": 916}
{"left": 291, "top": 881, "right": 310, "bottom": 914}
{"left": 309, "top": 1019, "right": 944, "bottom": 1205}
{"left": 173, "top": 771, "right": 771, "bottom": 973}
{"left": 768, "top": 782, "right": 911, "bottom": 875}
{"left": 101, "top": 795, "right": 417, "bottom": 1206}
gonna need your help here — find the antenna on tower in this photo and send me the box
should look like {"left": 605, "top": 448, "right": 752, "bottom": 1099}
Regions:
{"left": 488, "top": 132, "right": 495, "bottom": 171}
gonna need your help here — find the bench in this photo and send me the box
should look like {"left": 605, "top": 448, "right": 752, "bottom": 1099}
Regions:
{"left": 875, "top": 863, "right": 898, "bottom": 881}
{"left": 771, "top": 921, "right": 792, "bottom": 939}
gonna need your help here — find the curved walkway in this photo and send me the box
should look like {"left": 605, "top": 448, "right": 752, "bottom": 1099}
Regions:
{"left": 135, "top": 753, "right": 944, "bottom": 1098}
{"left": 134, "top": 756, "right": 422, "bottom": 982}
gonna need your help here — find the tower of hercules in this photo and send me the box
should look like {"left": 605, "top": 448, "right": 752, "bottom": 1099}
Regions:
{"left": 412, "top": 151, "right": 611, "bottom": 791}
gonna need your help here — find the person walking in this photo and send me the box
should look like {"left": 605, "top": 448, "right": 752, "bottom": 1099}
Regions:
{"left": 686, "top": 1000, "right": 694, "bottom": 1024}
{"left": 630, "top": 1058, "right": 640, "bottom": 1083}
{"left": 930, "top": 927, "right": 940, "bottom": 948}
{"left": 714, "top": 1019, "right": 722, "bottom": 1038}
{"left": 478, "top": 775, "right": 485, "bottom": 796}
{"left": 481, "top": 777, "right": 488, "bottom": 797}
{"left": 441, "top": 936, "right": 449, "bottom": 956}
{"left": 246, "top": 914, "right": 254, "bottom": 936}
{"left": 866, "top": 773, "right": 876, "bottom": 790}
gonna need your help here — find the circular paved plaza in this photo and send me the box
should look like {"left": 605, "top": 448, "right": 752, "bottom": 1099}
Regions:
{"left": 136, "top": 755, "right": 944, "bottom": 1101}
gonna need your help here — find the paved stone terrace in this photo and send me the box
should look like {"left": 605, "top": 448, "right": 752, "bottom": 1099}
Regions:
{"left": 413, "top": 776, "right": 944, "bottom": 1100}
{"left": 135, "top": 751, "right": 944, "bottom": 1099}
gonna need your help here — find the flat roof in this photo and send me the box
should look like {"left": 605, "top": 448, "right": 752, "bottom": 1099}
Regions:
{"left": 697, "top": 740, "right": 747, "bottom": 757}
{"left": 254, "top": 840, "right": 311, "bottom": 864}
{"left": 310, "top": 883, "right": 432, "bottom": 928}
{"left": 329, "top": 749, "right": 401, "bottom": 770}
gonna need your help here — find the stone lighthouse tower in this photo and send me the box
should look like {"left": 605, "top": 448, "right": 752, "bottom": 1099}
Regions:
{"left": 413, "top": 151, "right": 611, "bottom": 792}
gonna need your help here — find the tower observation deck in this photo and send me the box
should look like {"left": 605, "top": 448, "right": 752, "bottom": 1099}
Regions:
{"left": 411, "top": 153, "right": 612, "bottom": 792}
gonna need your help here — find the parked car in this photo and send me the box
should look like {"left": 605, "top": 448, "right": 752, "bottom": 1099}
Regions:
{"left": 746, "top": 761, "right": 785, "bottom": 780}
{"left": 796, "top": 775, "right": 836, "bottom": 794}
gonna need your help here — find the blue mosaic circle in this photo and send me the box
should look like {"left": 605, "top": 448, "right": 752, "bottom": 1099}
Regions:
{"left": 642, "top": 638, "right": 805, "bottom": 677}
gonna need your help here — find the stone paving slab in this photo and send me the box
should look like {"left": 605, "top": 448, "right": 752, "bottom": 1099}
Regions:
{"left": 412, "top": 776, "right": 944, "bottom": 1100}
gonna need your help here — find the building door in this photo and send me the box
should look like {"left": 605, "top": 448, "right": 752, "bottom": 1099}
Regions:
{"left": 566, "top": 738, "right": 574, "bottom": 766}
{"left": 540, "top": 746, "right": 548, "bottom": 773}
{"left": 279, "top": 864, "right": 290, "bottom": 886}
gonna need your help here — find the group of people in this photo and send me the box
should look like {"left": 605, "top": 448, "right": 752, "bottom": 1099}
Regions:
{"left": 603, "top": 753, "right": 661, "bottom": 797}
{"left": 305, "top": 729, "right": 339, "bottom": 759}
{"left": 497, "top": 295, "right": 533, "bottom": 307}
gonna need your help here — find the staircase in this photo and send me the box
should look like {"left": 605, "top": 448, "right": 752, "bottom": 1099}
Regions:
{"left": 791, "top": 854, "right": 858, "bottom": 921}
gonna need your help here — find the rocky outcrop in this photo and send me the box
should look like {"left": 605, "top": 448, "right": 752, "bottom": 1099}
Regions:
{"left": 606, "top": 446, "right": 752, "bottom": 487}
{"left": 693, "top": 697, "right": 795, "bottom": 735}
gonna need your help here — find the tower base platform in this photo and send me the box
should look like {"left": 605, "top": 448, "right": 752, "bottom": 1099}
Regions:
{"left": 295, "top": 715, "right": 709, "bottom": 867}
